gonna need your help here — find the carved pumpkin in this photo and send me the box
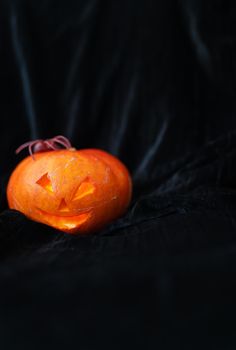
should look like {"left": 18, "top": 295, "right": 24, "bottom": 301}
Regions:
{"left": 7, "top": 138, "right": 132, "bottom": 234}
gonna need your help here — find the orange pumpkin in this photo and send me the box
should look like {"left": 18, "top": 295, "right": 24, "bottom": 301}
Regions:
{"left": 7, "top": 137, "right": 132, "bottom": 234}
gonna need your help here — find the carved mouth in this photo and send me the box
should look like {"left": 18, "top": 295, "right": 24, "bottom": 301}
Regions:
{"left": 36, "top": 208, "right": 91, "bottom": 232}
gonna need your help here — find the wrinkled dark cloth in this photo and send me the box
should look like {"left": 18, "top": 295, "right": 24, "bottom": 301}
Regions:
{"left": 0, "top": 0, "right": 236, "bottom": 348}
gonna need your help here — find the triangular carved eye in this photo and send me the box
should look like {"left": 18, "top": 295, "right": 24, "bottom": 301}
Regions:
{"left": 36, "top": 173, "right": 53, "bottom": 193}
{"left": 73, "top": 181, "right": 95, "bottom": 201}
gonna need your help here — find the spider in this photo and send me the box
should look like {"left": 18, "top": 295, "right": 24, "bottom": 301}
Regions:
{"left": 16, "top": 135, "right": 72, "bottom": 159}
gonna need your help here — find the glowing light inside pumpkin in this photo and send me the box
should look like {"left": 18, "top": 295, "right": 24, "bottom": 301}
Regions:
{"left": 7, "top": 147, "right": 132, "bottom": 234}
{"left": 36, "top": 173, "right": 53, "bottom": 193}
{"left": 73, "top": 181, "right": 95, "bottom": 201}
{"left": 37, "top": 208, "right": 91, "bottom": 232}
{"left": 58, "top": 198, "right": 70, "bottom": 212}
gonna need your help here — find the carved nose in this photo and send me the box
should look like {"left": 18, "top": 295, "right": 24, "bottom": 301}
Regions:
{"left": 58, "top": 198, "right": 70, "bottom": 212}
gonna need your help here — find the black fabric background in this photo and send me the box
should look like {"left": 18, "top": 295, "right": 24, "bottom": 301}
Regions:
{"left": 0, "top": 0, "right": 236, "bottom": 348}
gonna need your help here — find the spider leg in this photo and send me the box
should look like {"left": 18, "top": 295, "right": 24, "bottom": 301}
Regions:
{"left": 29, "top": 142, "right": 38, "bottom": 160}
{"left": 15, "top": 140, "right": 41, "bottom": 154}
{"left": 53, "top": 135, "right": 71, "bottom": 148}
{"left": 53, "top": 139, "right": 71, "bottom": 149}
{"left": 44, "top": 140, "right": 56, "bottom": 150}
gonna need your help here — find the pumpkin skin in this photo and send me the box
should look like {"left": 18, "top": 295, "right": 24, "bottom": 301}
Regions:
{"left": 7, "top": 148, "right": 132, "bottom": 234}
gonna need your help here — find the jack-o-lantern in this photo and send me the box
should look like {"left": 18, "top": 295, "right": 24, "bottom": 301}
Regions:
{"left": 7, "top": 136, "right": 132, "bottom": 234}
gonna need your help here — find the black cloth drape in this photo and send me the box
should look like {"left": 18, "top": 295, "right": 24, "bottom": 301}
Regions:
{"left": 0, "top": 0, "right": 236, "bottom": 348}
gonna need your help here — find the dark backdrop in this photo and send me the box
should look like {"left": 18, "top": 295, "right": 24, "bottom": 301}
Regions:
{"left": 0, "top": 0, "right": 236, "bottom": 348}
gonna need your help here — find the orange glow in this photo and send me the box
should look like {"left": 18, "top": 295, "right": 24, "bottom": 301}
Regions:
{"left": 58, "top": 198, "right": 70, "bottom": 212}
{"left": 36, "top": 173, "right": 53, "bottom": 193}
{"left": 73, "top": 181, "right": 95, "bottom": 201}
{"left": 37, "top": 209, "right": 91, "bottom": 233}
{"left": 7, "top": 148, "right": 132, "bottom": 234}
